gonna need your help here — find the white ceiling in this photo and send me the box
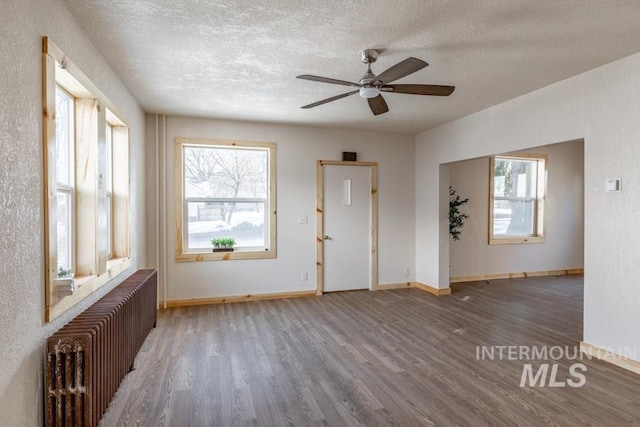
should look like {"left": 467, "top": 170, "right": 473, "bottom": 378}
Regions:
{"left": 63, "top": 0, "right": 640, "bottom": 134}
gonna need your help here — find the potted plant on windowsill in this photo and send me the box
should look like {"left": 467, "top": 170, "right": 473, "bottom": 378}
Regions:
{"left": 211, "top": 237, "right": 235, "bottom": 252}
{"left": 55, "top": 266, "right": 75, "bottom": 297}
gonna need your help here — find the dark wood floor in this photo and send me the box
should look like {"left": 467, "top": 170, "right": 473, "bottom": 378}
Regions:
{"left": 100, "top": 275, "right": 640, "bottom": 426}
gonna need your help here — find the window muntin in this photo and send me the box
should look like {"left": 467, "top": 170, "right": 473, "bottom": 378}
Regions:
{"left": 490, "top": 154, "right": 546, "bottom": 244}
{"left": 175, "top": 138, "right": 276, "bottom": 262}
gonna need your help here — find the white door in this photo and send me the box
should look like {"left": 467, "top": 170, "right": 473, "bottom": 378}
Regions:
{"left": 323, "top": 164, "right": 371, "bottom": 292}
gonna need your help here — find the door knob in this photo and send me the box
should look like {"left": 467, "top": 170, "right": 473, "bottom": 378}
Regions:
{"left": 323, "top": 235, "right": 332, "bottom": 240}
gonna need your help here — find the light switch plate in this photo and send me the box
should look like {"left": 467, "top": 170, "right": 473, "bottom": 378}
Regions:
{"left": 297, "top": 215, "right": 308, "bottom": 224}
{"left": 605, "top": 178, "right": 621, "bottom": 192}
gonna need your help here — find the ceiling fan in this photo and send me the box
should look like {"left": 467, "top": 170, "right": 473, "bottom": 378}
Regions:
{"left": 297, "top": 49, "right": 455, "bottom": 116}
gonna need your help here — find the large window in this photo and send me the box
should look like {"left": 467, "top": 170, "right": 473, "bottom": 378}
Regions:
{"left": 175, "top": 137, "right": 276, "bottom": 261}
{"left": 489, "top": 154, "right": 547, "bottom": 244}
{"left": 43, "top": 37, "right": 130, "bottom": 321}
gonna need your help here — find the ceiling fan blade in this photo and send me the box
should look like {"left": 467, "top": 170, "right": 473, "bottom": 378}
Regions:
{"left": 367, "top": 94, "right": 389, "bottom": 116}
{"left": 371, "top": 57, "right": 429, "bottom": 85}
{"left": 297, "top": 74, "right": 361, "bottom": 87}
{"left": 382, "top": 84, "right": 455, "bottom": 96}
{"left": 372, "top": 57, "right": 428, "bottom": 85}
{"left": 301, "top": 90, "right": 359, "bottom": 109}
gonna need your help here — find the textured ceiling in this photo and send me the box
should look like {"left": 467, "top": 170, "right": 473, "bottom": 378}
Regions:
{"left": 63, "top": 0, "right": 640, "bottom": 134}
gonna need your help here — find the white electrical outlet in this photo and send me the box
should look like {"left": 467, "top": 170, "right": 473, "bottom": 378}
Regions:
{"left": 298, "top": 215, "right": 308, "bottom": 224}
{"left": 405, "top": 268, "right": 411, "bottom": 277}
{"left": 301, "top": 272, "right": 308, "bottom": 281}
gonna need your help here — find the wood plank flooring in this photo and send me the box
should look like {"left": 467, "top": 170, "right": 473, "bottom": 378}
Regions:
{"left": 100, "top": 275, "right": 640, "bottom": 426}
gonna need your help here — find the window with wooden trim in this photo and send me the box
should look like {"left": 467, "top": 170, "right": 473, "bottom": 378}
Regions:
{"left": 174, "top": 137, "right": 277, "bottom": 262}
{"left": 43, "top": 37, "right": 131, "bottom": 321}
{"left": 489, "top": 154, "right": 547, "bottom": 244}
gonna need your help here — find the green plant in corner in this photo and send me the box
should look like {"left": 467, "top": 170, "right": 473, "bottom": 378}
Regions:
{"left": 449, "top": 186, "right": 470, "bottom": 241}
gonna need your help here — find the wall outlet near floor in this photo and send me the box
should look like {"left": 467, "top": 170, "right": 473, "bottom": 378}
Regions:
{"left": 405, "top": 268, "right": 411, "bottom": 277}
{"left": 301, "top": 272, "right": 308, "bottom": 281}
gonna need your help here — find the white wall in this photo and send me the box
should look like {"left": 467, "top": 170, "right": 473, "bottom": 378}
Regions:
{"left": 415, "top": 52, "right": 640, "bottom": 361}
{"left": 146, "top": 115, "right": 416, "bottom": 301}
{"left": 449, "top": 140, "right": 584, "bottom": 278}
{"left": 0, "top": 1, "right": 146, "bottom": 425}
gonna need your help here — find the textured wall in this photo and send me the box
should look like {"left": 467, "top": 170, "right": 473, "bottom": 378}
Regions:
{"left": 415, "top": 51, "right": 640, "bottom": 361}
{"left": 146, "top": 116, "right": 416, "bottom": 302}
{"left": 448, "top": 140, "right": 584, "bottom": 278}
{"left": 0, "top": 0, "right": 145, "bottom": 425}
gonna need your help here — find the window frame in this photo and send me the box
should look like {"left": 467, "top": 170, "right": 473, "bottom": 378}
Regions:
{"left": 43, "top": 37, "right": 131, "bottom": 321}
{"left": 489, "top": 153, "right": 547, "bottom": 245}
{"left": 174, "top": 137, "right": 277, "bottom": 262}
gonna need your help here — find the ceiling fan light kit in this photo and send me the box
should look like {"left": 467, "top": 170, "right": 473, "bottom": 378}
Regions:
{"left": 359, "top": 86, "right": 380, "bottom": 99}
{"left": 297, "top": 49, "right": 455, "bottom": 116}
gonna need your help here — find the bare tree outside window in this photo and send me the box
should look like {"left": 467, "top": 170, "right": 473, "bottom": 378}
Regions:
{"left": 183, "top": 145, "right": 269, "bottom": 250}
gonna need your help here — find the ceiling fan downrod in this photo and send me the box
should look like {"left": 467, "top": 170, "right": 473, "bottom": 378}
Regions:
{"left": 359, "top": 49, "right": 380, "bottom": 98}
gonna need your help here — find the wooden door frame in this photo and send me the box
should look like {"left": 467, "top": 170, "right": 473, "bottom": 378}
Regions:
{"left": 316, "top": 160, "right": 378, "bottom": 295}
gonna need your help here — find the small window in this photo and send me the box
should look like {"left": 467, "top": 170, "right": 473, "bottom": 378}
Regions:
{"left": 175, "top": 137, "right": 276, "bottom": 262}
{"left": 489, "top": 154, "right": 547, "bottom": 244}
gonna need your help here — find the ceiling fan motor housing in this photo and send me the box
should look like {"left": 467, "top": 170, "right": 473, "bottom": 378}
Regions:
{"left": 360, "top": 49, "right": 379, "bottom": 64}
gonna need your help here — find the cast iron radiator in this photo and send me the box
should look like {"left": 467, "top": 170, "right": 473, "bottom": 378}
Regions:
{"left": 45, "top": 269, "right": 157, "bottom": 426}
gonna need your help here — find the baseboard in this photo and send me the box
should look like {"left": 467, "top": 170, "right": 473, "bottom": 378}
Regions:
{"left": 375, "top": 281, "right": 452, "bottom": 296}
{"left": 166, "top": 282, "right": 450, "bottom": 308}
{"left": 450, "top": 268, "right": 584, "bottom": 284}
{"left": 377, "top": 282, "right": 413, "bottom": 290}
{"left": 165, "top": 290, "right": 317, "bottom": 308}
{"left": 412, "top": 282, "right": 452, "bottom": 296}
{"left": 580, "top": 341, "right": 640, "bottom": 376}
